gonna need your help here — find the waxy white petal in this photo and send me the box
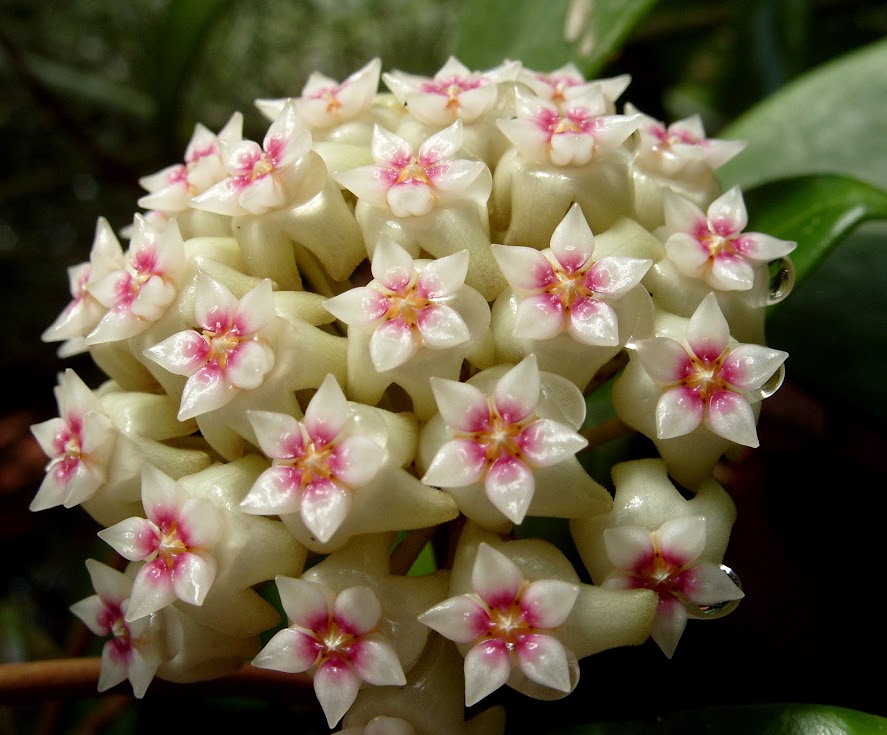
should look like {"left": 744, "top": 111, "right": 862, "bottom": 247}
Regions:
{"left": 603, "top": 526, "right": 655, "bottom": 572}
{"left": 491, "top": 244, "right": 555, "bottom": 292}
{"left": 126, "top": 560, "right": 177, "bottom": 621}
{"left": 416, "top": 250, "right": 469, "bottom": 299}
{"left": 315, "top": 659, "right": 361, "bottom": 727}
{"left": 464, "top": 639, "right": 510, "bottom": 706}
{"left": 492, "top": 356, "right": 540, "bottom": 424}
{"left": 172, "top": 551, "right": 217, "bottom": 606}
{"left": 514, "top": 294, "right": 565, "bottom": 340}
{"left": 550, "top": 203, "right": 595, "bottom": 272}
{"left": 518, "top": 419, "right": 586, "bottom": 468}
{"left": 323, "top": 287, "right": 389, "bottom": 327}
{"left": 419, "top": 595, "right": 492, "bottom": 643}
{"left": 687, "top": 293, "right": 730, "bottom": 362}
{"left": 708, "top": 253, "right": 755, "bottom": 291}
{"left": 98, "top": 518, "right": 158, "bottom": 561}
{"left": 240, "top": 466, "right": 303, "bottom": 515}
{"left": 333, "top": 435, "right": 385, "bottom": 487}
{"left": 636, "top": 338, "right": 692, "bottom": 383}
{"left": 301, "top": 479, "right": 352, "bottom": 542}
{"left": 472, "top": 543, "right": 523, "bottom": 608}
{"left": 485, "top": 455, "right": 535, "bottom": 524}
{"left": 588, "top": 256, "right": 651, "bottom": 297}
{"left": 349, "top": 633, "right": 406, "bottom": 686}
{"left": 248, "top": 410, "right": 305, "bottom": 460}
{"left": 417, "top": 304, "right": 469, "bottom": 348}
{"left": 656, "top": 387, "right": 704, "bottom": 439}
{"left": 707, "top": 186, "right": 747, "bottom": 236}
{"left": 651, "top": 596, "right": 688, "bottom": 659}
{"left": 421, "top": 439, "right": 487, "bottom": 488}
{"left": 568, "top": 297, "right": 619, "bottom": 346}
{"left": 515, "top": 633, "right": 572, "bottom": 693}
{"left": 276, "top": 577, "right": 333, "bottom": 630}
{"left": 675, "top": 562, "right": 744, "bottom": 606}
{"left": 334, "top": 586, "right": 381, "bottom": 636}
{"left": 657, "top": 516, "right": 706, "bottom": 567}
{"left": 369, "top": 319, "right": 419, "bottom": 371}
{"left": 304, "top": 374, "right": 349, "bottom": 445}
{"left": 705, "top": 390, "right": 759, "bottom": 447}
{"left": 721, "top": 344, "right": 788, "bottom": 391}
{"left": 252, "top": 627, "right": 320, "bottom": 673}
{"left": 520, "top": 580, "right": 579, "bottom": 629}
{"left": 145, "top": 331, "right": 209, "bottom": 376}
{"left": 430, "top": 378, "right": 489, "bottom": 432}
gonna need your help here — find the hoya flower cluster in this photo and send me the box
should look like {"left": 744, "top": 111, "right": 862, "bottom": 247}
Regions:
{"left": 34, "top": 56, "right": 794, "bottom": 731}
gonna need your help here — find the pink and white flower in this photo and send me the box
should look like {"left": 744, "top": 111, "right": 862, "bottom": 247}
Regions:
{"left": 498, "top": 87, "right": 640, "bottom": 167}
{"left": 492, "top": 203, "right": 651, "bottom": 345}
{"left": 324, "top": 238, "right": 476, "bottom": 371}
{"left": 519, "top": 63, "right": 630, "bottom": 111}
{"left": 256, "top": 57, "right": 382, "bottom": 128}
{"left": 420, "top": 543, "right": 579, "bottom": 705}
{"left": 252, "top": 577, "right": 406, "bottom": 728}
{"left": 382, "top": 56, "right": 520, "bottom": 126}
{"left": 421, "top": 356, "right": 588, "bottom": 524}
{"left": 662, "top": 186, "right": 796, "bottom": 291}
{"left": 137, "top": 114, "right": 239, "bottom": 212}
{"left": 334, "top": 121, "right": 489, "bottom": 218}
{"left": 41, "top": 217, "right": 124, "bottom": 354}
{"left": 635, "top": 292, "right": 787, "bottom": 447}
{"left": 629, "top": 103, "right": 746, "bottom": 179}
{"left": 191, "top": 103, "right": 313, "bottom": 216}
{"left": 240, "top": 374, "right": 385, "bottom": 543}
{"left": 30, "top": 369, "right": 116, "bottom": 511}
{"left": 98, "top": 463, "right": 222, "bottom": 621}
{"left": 69, "top": 559, "right": 171, "bottom": 698}
{"left": 144, "top": 274, "right": 276, "bottom": 421}
{"left": 86, "top": 215, "right": 187, "bottom": 344}
{"left": 601, "top": 516, "right": 744, "bottom": 658}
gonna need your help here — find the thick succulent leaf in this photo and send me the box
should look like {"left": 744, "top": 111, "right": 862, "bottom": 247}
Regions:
{"left": 455, "top": 0, "right": 659, "bottom": 78}
{"left": 550, "top": 703, "right": 887, "bottom": 734}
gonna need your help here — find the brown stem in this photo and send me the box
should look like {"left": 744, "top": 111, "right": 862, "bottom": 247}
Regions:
{"left": 389, "top": 526, "right": 438, "bottom": 575}
{"left": 0, "top": 658, "right": 312, "bottom": 705}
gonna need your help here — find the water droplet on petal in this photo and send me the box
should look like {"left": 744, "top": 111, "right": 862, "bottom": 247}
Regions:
{"left": 767, "top": 257, "right": 795, "bottom": 305}
{"left": 686, "top": 564, "right": 743, "bottom": 620}
{"left": 755, "top": 362, "right": 785, "bottom": 400}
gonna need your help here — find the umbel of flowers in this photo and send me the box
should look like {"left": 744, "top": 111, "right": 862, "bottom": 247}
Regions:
{"left": 35, "top": 56, "right": 794, "bottom": 732}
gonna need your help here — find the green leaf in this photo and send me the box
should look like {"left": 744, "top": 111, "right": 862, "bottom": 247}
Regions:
{"left": 554, "top": 703, "right": 887, "bottom": 735}
{"left": 718, "top": 37, "right": 887, "bottom": 191}
{"left": 744, "top": 174, "right": 887, "bottom": 287}
{"left": 152, "top": 0, "right": 235, "bottom": 151}
{"left": 455, "top": 0, "right": 659, "bottom": 77}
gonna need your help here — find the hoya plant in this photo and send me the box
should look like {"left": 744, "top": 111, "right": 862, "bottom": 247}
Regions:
{"left": 2, "top": 1, "right": 886, "bottom": 734}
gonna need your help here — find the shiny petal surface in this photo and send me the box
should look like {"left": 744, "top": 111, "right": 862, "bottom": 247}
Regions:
{"left": 515, "top": 633, "right": 572, "bottom": 693}
{"left": 485, "top": 455, "right": 535, "bottom": 524}
{"left": 686, "top": 293, "right": 730, "bottom": 362}
{"left": 464, "top": 639, "right": 511, "bottom": 706}
{"left": 472, "top": 543, "right": 523, "bottom": 608}
{"left": 636, "top": 338, "right": 692, "bottom": 383}
{"left": 492, "top": 356, "right": 540, "bottom": 424}
{"left": 603, "top": 526, "right": 655, "bottom": 573}
{"left": 421, "top": 438, "right": 487, "bottom": 488}
{"left": 334, "top": 586, "right": 382, "bottom": 635}
{"left": 658, "top": 516, "right": 706, "bottom": 567}
{"left": 315, "top": 658, "right": 361, "bottom": 728}
{"left": 419, "top": 595, "right": 492, "bottom": 643}
{"left": 705, "top": 390, "right": 759, "bottom": 447}
{"left": 520, "top": 580, "right": 579, "bottom": 629}
{"left": 349, "top": 633, "right": 406, "bottom": 686}
{"left": 369, "top": 319, "right": 419, "bottom": 371}
{"left": 430, "top": 378, "right": 489, "bottom": 432}
{"left": 301, "top": 478, "right": 352, "bottom": 542}
{"left": 517, "top": 419, "right": 586, "bottom": 468}
{"left": 656, "top": 387, "right": 704, "bottom": 439}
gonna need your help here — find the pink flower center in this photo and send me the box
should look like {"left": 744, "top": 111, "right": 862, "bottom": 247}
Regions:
{"left": 622, "top": 534, "right": 692, "bottom": 602}
{"left": 536, "top": 107, "right": 597, "bottom": 141}
{"left": 380, "top": 279, "right": 432, "bottom": 327}
{"left": 459, "top": 403, "right": 530, "bottom": 465}
{"left": 421, "top": 76, "right": 485, "bottom": 108}
{"left": 308, "top": 87, "right": 343, "bottom": 113}
{"left": 650, "top": 124, "right": 701, "bottom": 153}
{"left": 284, "top": 435, "right": 338, "bottom": 489}
{"left": 680, "top": 351, "right": 731, "bottom": 403}
{"left": 485, "top": 590, "right": 532, "bottom": 649}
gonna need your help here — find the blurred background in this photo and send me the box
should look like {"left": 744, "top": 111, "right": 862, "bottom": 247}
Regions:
{"left": 2, "top": 0, "right": 886, "bottom": 732}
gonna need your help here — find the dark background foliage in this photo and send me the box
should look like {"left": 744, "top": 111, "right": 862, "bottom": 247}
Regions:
{"left": 1, "top": 1, "right": 885, "bottom": 732}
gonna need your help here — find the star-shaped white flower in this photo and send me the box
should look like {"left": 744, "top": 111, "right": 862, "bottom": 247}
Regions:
{"left": 634, "top": 292, "right": 787, "bottom": 447}
{"left": 41, "top": 218, "right": 124, "bottom": 355}
{"left": 518, "top": 63, "right": 630, "bottom": 111}
{"left": 498, "top": 87, "right": 640, "bottom": 167}
{"left": 383, "top": 56, "right": 520, "bottom": 126}
{"left": 602, "top": 516, "right": 744, "bottom": 658}
{"left": 98, "top": 464, "right": 223, "bottom": 621}
{"left": 138, "top": 114, "right": 239, "bottom": 212}
{"left": 420, "top": 356, "right": 601, "bottom": 526}
{"left": 572, "top": 458, "right": 742, "bottom": 658}
{"left": 628, "top": 103, "right": 746, "bottom": 180}
{"left": 256, "top": 58, "right": 382, "bottom": 129}
{"left": 420, "top": 543, "right": 579, "bottom": 705}
{"left": 253, "top": 577, "right": 406, "bottom": 728}
{"left": 69, "top": 559, "right": 172, "bottom": 698}
{"left": 191, "top": 103, "right": 313, "bottom": 216}
{"left": 30, "top": 369, "right": 116, "bottom": 511}
{"left": 335, "top": 121, "right": 489, "bottom": 218}
{"left": 240, "top": 374, "right": 385, "bottom": 543}
{"left": 492, "top": 203, "right": 651, "bottom": 345}
{"left": 143, "top": 274, "right": 276, "bottom": 421}
{"left": 662, "top": 186, "right": 797, "bottom": 291}
{"left": 86, "top": 216, "right": 187, "bottom": 344}
{"left": 324, "top": 238, "right": 480, "bottom": 371}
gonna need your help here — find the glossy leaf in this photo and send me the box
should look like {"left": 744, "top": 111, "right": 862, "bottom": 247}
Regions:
{"left": 745, "top": 174, "right": 887, "bottom": 286}
{"left": 555, "top": 703, "right": 887, "bottom": 735}
{"left": 719, "top": 37, "right": 887, "bottom": 191}
{"left": 455, "top": 0, "right": 659, "bottom": 77}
